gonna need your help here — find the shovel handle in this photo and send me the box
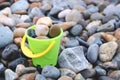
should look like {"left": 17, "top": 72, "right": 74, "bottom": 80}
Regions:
{"left": 21, "top": 35, "right": 55, "bottom": 58}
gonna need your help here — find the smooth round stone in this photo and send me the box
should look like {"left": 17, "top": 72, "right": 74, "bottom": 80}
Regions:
{"left": 108, "top": 70, "right": 120, "bottom": 80}
{"left": 10, "top": 0, "right": 29, "bottom": 13}
{"left": 0, "top": 7, "right": 11, "bottom": 16}
{"left": 36, "top": 36, "right": 48, "bottom": 39}
{"left": 101, "top": 33, "right": 117, "bottom": 42}
{"left": 98, "top": 2, "right": 108, "bottom": 12}
{"left": 85, "top": 20, "right": 101, "bottom": 30}
{"left": 8, "top": 58, "right": 29, "bottom": 71}
{"left": 70, "top": 24, "right": 83, "bottom": 36}
{"left": 114, "top": 28, "right": 120, "bottom": 40}
{"left": 87, "top": 6, "right": 99, "bottom": 13}
{"left": 46, "top": 78, "right": 55, "bottom": 80}
{"left": 58, "top": 76, "right": 73, "bottom": 80}
{"left": 35, "top": 74, "right": 46, "bottom": 80}
{"left": 36, "top": 17, "right": 52, "bottom": 26}
{"left": 29, "top": 7, "right": 44, "bottom": 18}
{"left": 98, "top": 76, "right": 114, "bottom": 80}
{"left": 0, "top": 26, "right": 13, "bottom": 48}
{"left": 29, "top": 2, "right": 42, "bottom": 9}
{"left": 14, "top": 28, "right": 26, "bottom": 38}
{"left": 0, "top": 14, "right": 15, "bottom": 27}
{"left": 94, "top": 66, "right": 106, "bottom": 76}
{"left": 65, "top": 39, "right": 79, "bottom": 48}
{"left": 73, "top": 5, "right": 86, "bottom": 13}
{"left": 35, "top": 24, "right": 49, "bottom": 36}
{"left": 90, "top": 13, "right": 104, "bottom": 21}
{"left": 87, "top": 44, "right": 99, "bottom": 64}
{"left": 1, "top": 44, "right": 20, "bottom": 61}
{"left": 0, "top": 63, "right": 6, "bottom": 76}
{"left": 87, "top": 26, "right": 97, "bottom": 36}
{"left": 80, "top": 69, "right": 96, "bottom": 78}
{"left": 58, "top": 9, "right": 71, "bottom": 18}
{"left": 14, "top": 37, "right": 22, "bottom": 46}
{"left": 16, "top": 23, "right": 31, "bottom": 28}
{"left": 83, "top": 11, "right": 91, "bottom": 20}
{"left": 102, "top": 62, "right": 118, "bottom": 69}
{"left": 59, "top": 68, "right": 76, "bottom": 78}
{"left": 49, "top": 24, "right": 61, "bottom": 38}
{"left": 5, "top": 69, "right": 18, "bottom": 80}
{"left": 41, "top": 65, "right": 60, "bottom": 79}
{"left": 41, "top": 3, "right": 52, "bottom": 11}
{"left": 15, "top": 64, "right": 25, "bottom": 76}
{"left": 65, "top": 9, "right": 82, "bottom": 23}
{"left": 27, "top": 29, "right": 37, "bottom": 38}
{"left": 102, "top": 14, "right": 115, "bottom": 24}
{"left": 49, "top": 6, "right": 63, "bottom": 15}
{"left": 29, "top": 0, "right": 42, "bottom": 2}
{"left": 74, "top": 73, "right": 85, "bottom": 80}
{"left": 99, "top": 41, "right": 118, "bottom": 62}
{"left": 103, "top": 4, "right": 115, "bottom": 15}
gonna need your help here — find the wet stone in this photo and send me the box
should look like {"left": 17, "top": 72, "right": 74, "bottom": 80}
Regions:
{"left": 8, "top": 58, "right": 29, "bottom": 71}
{"left": 1, "top": 44, "right": 20, "bottom": 61}
{"left": 94, "top": 66, "right": 106, "bottom": 76}
{"left": 41, "top": 65, "right": 60, "bottom": 79}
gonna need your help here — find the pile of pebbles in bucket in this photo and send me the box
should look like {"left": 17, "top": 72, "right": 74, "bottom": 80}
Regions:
{"left": 1, "top": 0, "right": 120, "bottom": 80}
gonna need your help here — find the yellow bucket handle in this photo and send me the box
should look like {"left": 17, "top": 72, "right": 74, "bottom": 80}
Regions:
{"left": 21, "top": 35, "right": 55, "bottom": 58}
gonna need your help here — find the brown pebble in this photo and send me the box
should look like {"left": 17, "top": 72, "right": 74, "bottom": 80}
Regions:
{"left": 36, "top": 36, "right": 48, "bottom": 39}
{"left": 114, "top": 28, "right": 120, "bottom": 40}
{"left": 18, "top": 73, "right": 36, "bottom": 80}
{"left": 14, "top": 28, "right": 26, "bottom": 38}
{"left": 58, "top": 76, "right": 73, "bottom": 80}
{"left": 16, "top": 23, "right": 31, "bottom": 28}
{"left": 14, "top": 10, "right": 27, "bottom": 14}
{"left": 14, "top": 37, "right": 22, "bottom": 46}
{"left": 29, "top": 2, "right": 42, "bottom": 9}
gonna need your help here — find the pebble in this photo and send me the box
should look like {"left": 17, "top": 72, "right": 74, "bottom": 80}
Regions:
{"left": 15, "top": 64, "right": 25, "bottom": 76}
{"left": 0, "top": 63, "right": 6, "bottom": 76}
{"left": 87, "top": 26, "right": 97, "bottom": 36}
{"left": 29, "top": 0, "right": 42, "bottom": 2}
{"left": 49, "top": 24, "right": 61, "bottom": 38}
{"left": 65, "top": 9, "right": 82, "bottom": 23}
{"left": 35, "top": 74, "right": 46, "bottom": 80}
{"left": 116, "top": 40, "right": 120, "bottom": 53}
{"left": 36, "top": 17, "right": 52, "bottom": 26}
{"left": 27, "top": 29, "right": 37, "bottom": 38}
{"left": 29, "top": 2, "right": 42, "bottom": 9}
{"left": 18, "top": 73, "right": 36, "bottom": 80}
{"left": 87, "top": 6, "right": 99, "bottom": 13}
{"left": 99, "top": 41, "right": 118, "bottom": 62}
{"left": 5, "top": 69, "right": 18, "bottom": 80}
{"left": 114, "top": 28, "right": 120, "bottom": 40}
{"left": 41, "top": 65, "right": 60, "bottom": 79}
{"left": 102, "top": 62, "right": 118, "bottom": 69}
{"left": 70, "top": 24, "right": 83, "bottom": 36}
{"left": 65, "top": 39, "right": 79, "bottom": 48}
{"left": 0, "top": 14, "right": 15, "bottom": 27}
{"left": 59, "top": 68, "right": 76, "bottom": 78}
{"left": 58, "top": 76, "right": 73, "bottom": 80}
{"left": 98, "top": 76, "right": 114, "bottom": 80}
{"left": 86, "top": 20, "right": 101, "bottom": 30}
{"left": 8, "top": 58, "right": 29, "bottom": 71}
{"left": 87, "top": 44, "right": 99, "bottom": 64}
{"left": 74, "top": 73, "right": 85, "bottom": 80}
{"left": 0, "top": 26, "right": 13, "bottom": 48}
{"left": 49, "top": 6, "right": 63, "bottom": 15}
{"left": 1, "top": 44, "right": 20, "bottom": 61}
{"left": 108, "top": 70, "right": 120, "bottom": 80}
{"left": 94, "top": 66, "right": 106, "bottom": 76}
{"left": 101, "top": 33, "right": 117, "bottom": 42}
{"left": 35, "top": 24, "right": 49, "bottom": 36}
{"left": 90, "top": 13, "right": 104, "bottom": 21}
{"left": 10, "top": 0, "right": 29, "bottom": 13}
{"left": 80, "top": 69, "right": 96, "bottom": 78}
{"left": 73, "top": 5, "right": 86, "bottom": 13}
{"left": 58, "top": 46, "right": 89, "bottom": 73}
{"left": 58, "top": 9, "right": 71, "bottom": 18}
{"left": 16, "top": 23, "right": 31, "bottom": 28}
{"left": 0, "top": 7, "right": 11, "bottom": 16}
{"left": 13, "top": 28, "right": 26, "bottom": 38}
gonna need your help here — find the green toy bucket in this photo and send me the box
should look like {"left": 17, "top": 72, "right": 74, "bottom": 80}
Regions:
{"left": 21, "top": 25, "right": 63, "bottom": 68}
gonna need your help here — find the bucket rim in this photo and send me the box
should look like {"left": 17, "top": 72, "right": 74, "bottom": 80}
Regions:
{"left": 25, "top": 25, "right": 63, "bottom": 41}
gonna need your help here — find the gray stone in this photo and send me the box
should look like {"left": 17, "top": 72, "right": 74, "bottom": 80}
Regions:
{"left": 0, "top": 26, "right": 13, "bottom": 48}
{"left": 88, "top": 26, "right": 97, "bottom": 36}
{"left": 29, "top": 0, "right": 42, "bottom": 2}
{"left": 108, "top": 70, "right": 120, "bottom": 80}
{"left": 90, "top": 13, "right": 104, "bottom": 21}
{"left": 74, "top": 73, "right": 85, "bottom": 80}
{"left": 10, "top": 0, "right": 29, "bottom": 13}
{"left": 35, "top": 74, "right": 46, "bottom": 80}
{"left": 49, "top": 6, "right": 63, "bottom": 15}
{"left": 87, "top": 6, "right": 99, "bottom": 13}
{"left": 29, "top": 7, "right": 44, "bottom": 18}
{"left": 87, "top": 44, "right": 99, "bottom": 63}
{"left": 70, "top": 25, "right": 83, "bottom": 36}
{"left": 80, "top": 69, "right": 96, "bottom": 78}
{"left": 65, "top": 39, "right": 79, "bottom": 48}
{"left": 59, "top": 68, "right": 76, "bottom": 78}
{"left": 5, "top": 69, "right": 18, "bottom": 80}
{"left": 2, "top": 44, "right": 20, "bottom": 61}
{"left": 0, "top": 63, "right": 6, "bottom": 76}
{"left": 99, "top": 41, "right": 118, "bottom": 62}
{"left": 94, "top": 66, "right": 106, "bottom": 76}
{"left": 97, "top": 22, "right": 115, "bottom": 32}
{"left": 58, "top": 46, "right": 89, "bottom": 73}
{"left": 65, "top": 9, "right": 82, "bottom": 23}
{"left": 98, "top": 76, "right": 114, "bottom": 80}
{"left": 41, "top": 65, "right": 60, "bottom": 79}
